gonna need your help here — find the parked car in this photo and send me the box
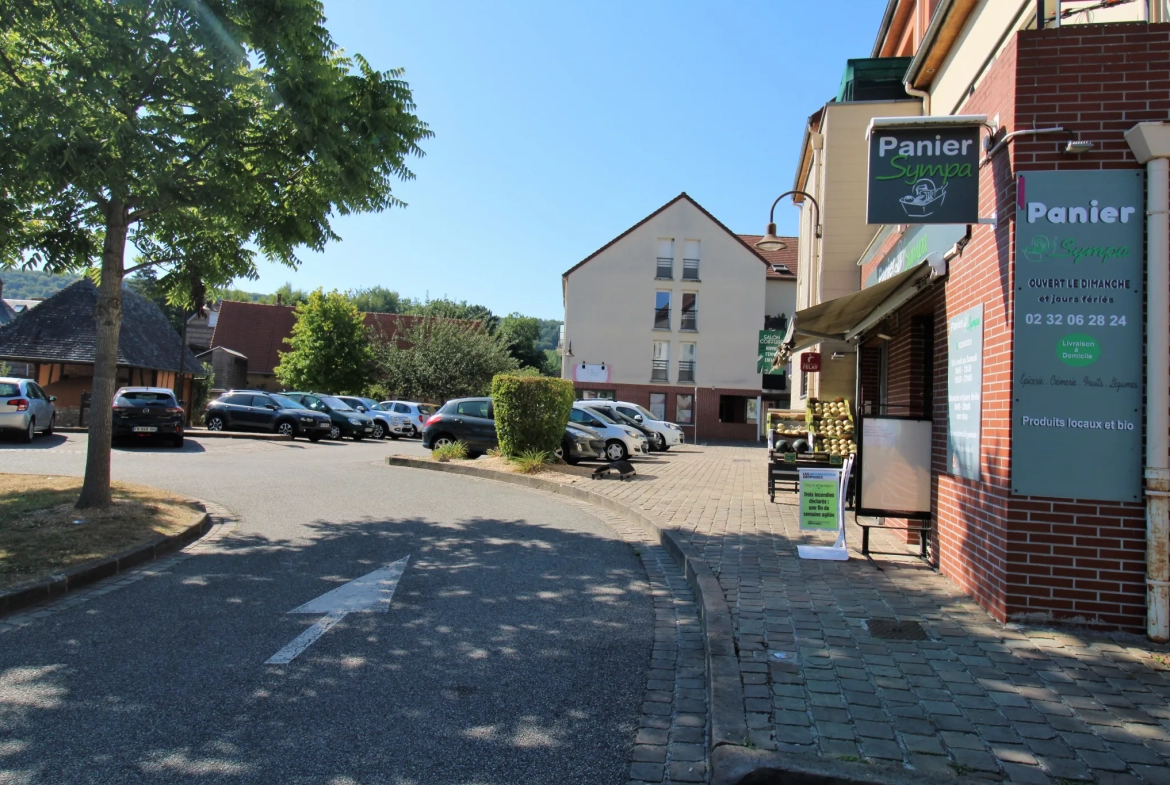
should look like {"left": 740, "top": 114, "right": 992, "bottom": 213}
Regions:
{"left": 380, "top": 400, "right": 438, "bottom": 437}
{"left": 421, "top": 397, "right": 496, "bottom": 458}
{"left": 336, "top": 396, "right": 410, "bottom": 440}
{"left": 612, "top": 401, "right": 685, "bottom": 450}
{"left": 282, "top": 392, "right": 374, "bottom": 441}
{"left": 204, "top": 390, "right": 332, "bottom": 441}
{"left": 569, "top": 403, "right": 649, "bottom": 461}
{"left": 0, "top": 376, "right": 56, "bottom": 442}
{"left": 583, "top": 402, "right": 661, "bottom": 450}
{"left": 112, "top": 387, "right": 185, "bottom": 447}
{"left": 559, "top": 422, "right": 606, "bottom": 465}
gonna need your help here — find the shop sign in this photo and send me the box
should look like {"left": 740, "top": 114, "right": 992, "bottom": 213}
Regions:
{"left": 1011, "top": 170, "right": 1144, "bottom": 502}
{"left": 799, "top": 467, "right": 841, "bottom": 531}
{"left": 800, "top": 353, "right": 822, "bottom": 372}
{"left": 757, "top": 330, "right": 785, "bottom": 373}
{"left": 864, "top": 223, "right": 968, "bottom": 288}
{"left": 947, "top": 305, "right": 982, "bottom": 481}
{"left": 867, "top": 126, "right": 981, "bottom": 225}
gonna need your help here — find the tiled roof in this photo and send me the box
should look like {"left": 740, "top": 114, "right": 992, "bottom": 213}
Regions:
{"left": 739, "top": 235, "right": 800, "bottom": 279}
{"left": 210, "top": 300, "right": 421, "bottom": 376}
{"left": 0, "top": 299, "right": 15, "bottom": 326}
{"left": 0, "top": 279, "right": 201, "bottom": 371}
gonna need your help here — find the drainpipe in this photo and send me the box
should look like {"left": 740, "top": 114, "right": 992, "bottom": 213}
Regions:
{"left": 904, "top": 81, "right": 931, "bottom": 116}
{"left": 1125, "top": 121, "right": 1170, "bottom": 642}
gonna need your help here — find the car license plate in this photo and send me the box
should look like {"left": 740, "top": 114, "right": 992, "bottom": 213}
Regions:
{"left": 133, "top": 426, "right": 158, "bottom": 433}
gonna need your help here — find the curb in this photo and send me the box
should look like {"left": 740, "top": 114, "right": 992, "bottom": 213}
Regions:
{"left": 55, "top": 427, "right": 292, "bottom": 441}
{"left": 383, "top": 456, "right": 750, "bottom": 765}
{"left": 710, "top": 747, "right": 954, "bottom": 785}
{"left": 0, "top": 508, "right": 213, "bottom": 616}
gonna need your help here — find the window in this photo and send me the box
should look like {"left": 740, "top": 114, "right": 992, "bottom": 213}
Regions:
{"left": 746, "top": 398, "right": 759, "bottom": 425}
{"left": 800, "top": 369, "right": 809, "bottom": 399}
{"left": 569, "top": 408, "right": 605, "bottom": 428}
{"left": 580, "top": 389, "right": 615, "bottom": 400}
{"left": 649, "top": 393, "right": 666, "bottom": 421}
{"left": 656, "top": 238, "right": 674, "bottom": 279}
{"left": 681, "top": 293, "right": 697, "bottom": 331}
{"left": 654, "top": 291, "right": 671, "bottom": 329}
{"left": 394, "top": 403, "right": 411, "bottom": 413}
{"left": 250, "top": 395, "right": 274, "bottom": 408}
{"left": 719, "top": 395, "right": 747, "bottom": 423}
{"left": 456, "top": 400, "right": 491, "bottom": 418}
{"left": 676, "top": 394, "right": 693, "bottom": 424}
{"left": 222, "top": 393, "right": 252, "bottom": 406}
{"left": 683, "top": 239, "right": 700, "bottom": 280}
{"left": 678, "top": 342, "right": 696, "bottom": 382}
{"left": 652, "top": 341, "right": 669, "bottom": 382}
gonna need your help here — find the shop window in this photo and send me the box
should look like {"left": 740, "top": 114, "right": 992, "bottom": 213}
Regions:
{"left": 676, "top": 394, "right": 693, "bottom": 424}
{"left": 649, "top": 393, "right": 666, "bottom": 420}
{"left": 719, "top": 395, "right": 747, "bottom": 423}
{"left": 579, "top": 389, "right": 615, "bottom": 400}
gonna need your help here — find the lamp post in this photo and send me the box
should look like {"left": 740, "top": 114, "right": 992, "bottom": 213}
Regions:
{"left": 755, "top": 190, "right": 822, "bottom": 252}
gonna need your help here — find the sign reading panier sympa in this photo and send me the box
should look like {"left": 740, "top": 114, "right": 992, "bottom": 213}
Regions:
{"left": 1011, "top": 170, "right": 1144, "bottom": 502}
{"left": 867, "top": 125, "right": 981, "bottom": 225}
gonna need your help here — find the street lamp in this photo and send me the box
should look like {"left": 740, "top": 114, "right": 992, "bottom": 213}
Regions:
{"left": 756, "top": 190, "right": 822, "bottom": 252}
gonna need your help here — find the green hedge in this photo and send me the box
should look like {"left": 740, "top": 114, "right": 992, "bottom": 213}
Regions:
{"left": 491, "top": 374, "right": 575, "bottom": 457}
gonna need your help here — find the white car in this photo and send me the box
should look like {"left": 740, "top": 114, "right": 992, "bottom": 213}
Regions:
{"left": 611, "top": 401, "right": 685, "bottom": 450}
{"left": 0, "top": 377, "right": 56, "bottom": 443}
{"left": 380, "top": 400, "right": 438, "bottom": 438}
{"left": 570, "top": 403, "right": 648, "bottom": 461}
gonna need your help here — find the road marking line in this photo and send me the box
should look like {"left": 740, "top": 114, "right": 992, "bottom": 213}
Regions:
{"left": 264, "top": 555, "right": 409, "bottom": 665}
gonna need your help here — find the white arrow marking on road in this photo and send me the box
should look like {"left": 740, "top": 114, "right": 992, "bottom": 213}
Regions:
{"left": 265, "top": 555, "right": 409, "bottom": 665}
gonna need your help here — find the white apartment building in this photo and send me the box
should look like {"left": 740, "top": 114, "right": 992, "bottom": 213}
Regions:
{"left": 561, "top": 193, "right": 796, "bottom": 441}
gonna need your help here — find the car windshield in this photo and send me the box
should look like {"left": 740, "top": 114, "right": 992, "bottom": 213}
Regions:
{"left": 630, "top": 404, "right": 659, "bottom": 421}
{"left": 321, "top": 396, "right": 354, "bottom": 411}
{"left": 0, "top": 383, "right": 21, "bottom": 397}
{"left": 116, "top": 391, "right": 175, "bottom": 405}
{"left": 584, "top": 407, "right": 617, "bottom": 424}
{"left": 366, "top": 401, "right": 387, "bottom": 411}
{"left": 269, "top": 394, "right": 304, "bottom": 410}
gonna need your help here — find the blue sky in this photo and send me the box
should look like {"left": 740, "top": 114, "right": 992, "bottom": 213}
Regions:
{"left": 243, "top": 0, "right": 885, "bottom": 320}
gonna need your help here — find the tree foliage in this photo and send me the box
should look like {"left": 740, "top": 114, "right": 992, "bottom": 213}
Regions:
{"left": 542, "top": 349, "right": 562, "bottom": 378}
{"left": 0, "top": 0, "right": 429, "bottom": 506}
{"left": 275, "top": 289, "right": 372, "bottom": 394}
{"left": 490, "top": 375, "right": 574, "bottom": 457}
{"left": 400, "top": 298, "right": 499, "bottom": 331}
{"left": 497, "top": 313, "right": 544, "bottom": 370}
{"left": 349, "top": 285, "right": 402, "bottom": 314}
{"left": 0, "top": 269, "right": 79, "bottom": 299}
{"left": 371, "top": 320, "right": 517, "bottom": 402}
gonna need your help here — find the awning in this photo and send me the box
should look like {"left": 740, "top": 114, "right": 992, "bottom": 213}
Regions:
{"left": 775, "top": 261, "right": 934, "bottom": 364}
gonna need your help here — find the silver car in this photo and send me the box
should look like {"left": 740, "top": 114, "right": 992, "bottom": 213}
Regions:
{"left": 0, "top": 377, "right": 57, "bottom": 442}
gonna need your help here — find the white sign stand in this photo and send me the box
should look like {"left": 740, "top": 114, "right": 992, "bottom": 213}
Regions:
{"left": 797, "top": 456, "right": 853, "bottom": 561}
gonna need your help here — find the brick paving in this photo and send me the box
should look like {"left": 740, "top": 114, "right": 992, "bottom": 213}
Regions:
{"left": 550, "top": 444, "right": 1170, "bottom": 784}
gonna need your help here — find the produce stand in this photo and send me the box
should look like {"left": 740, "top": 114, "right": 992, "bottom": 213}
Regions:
{"left": 768, "top": 450, "right": 845, "bottom": 501}
{"left": 766, "top": 400, "right": 857, "bottom": 504}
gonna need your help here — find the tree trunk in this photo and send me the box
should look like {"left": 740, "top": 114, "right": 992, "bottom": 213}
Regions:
{"left": 76, "top": 198, "right": 129, "bottom": 509}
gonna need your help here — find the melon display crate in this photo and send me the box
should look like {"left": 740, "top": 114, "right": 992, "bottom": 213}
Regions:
{"left": 806, "top": 398, "right": 856, "bottom": 457}
{"left": 765, "top": 409, "right": 808, "bottom": 447}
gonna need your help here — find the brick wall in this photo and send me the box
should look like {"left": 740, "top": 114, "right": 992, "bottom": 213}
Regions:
{"left": 871, "top": 24, "right": 1170, "bottom": 631}
{"left": 571, "top": 382, "right": 763, "bottom": 442}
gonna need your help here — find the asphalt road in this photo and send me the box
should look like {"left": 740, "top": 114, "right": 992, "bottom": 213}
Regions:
{"left": 0, "top": 434, "right": 653, "bottom": 784}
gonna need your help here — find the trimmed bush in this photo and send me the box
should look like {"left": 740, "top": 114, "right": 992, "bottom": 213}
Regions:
{"left": 491, "top": 374, "right": 574, "bottom": 457}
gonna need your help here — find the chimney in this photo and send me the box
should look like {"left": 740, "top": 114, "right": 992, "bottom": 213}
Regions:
{"left": 276, "top": 293, "right": 282, "bottom": 306}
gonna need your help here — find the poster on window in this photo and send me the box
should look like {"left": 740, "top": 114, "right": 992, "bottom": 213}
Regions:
{"left": 676, "top": 394, "right": 693, "bottom": 424}
{"left": 947, "top": 304, "right": 982, "bottom": 481}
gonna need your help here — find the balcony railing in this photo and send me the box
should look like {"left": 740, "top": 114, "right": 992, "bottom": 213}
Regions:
{"left": 656, "top": 257, "right": 673, "bottom": 278}
{"left": 680, "top": 310, "right": 697, "bottom": 331}
{"left": 682, "top": 258, "right": 700, "bottom": 280}
{"left": 678, "top": 360, "right": 695, "bottom": 383}
{"left": 654, "top": 307, "right": 670, "bottom": 330}
{"left": 651, "top": 360, "right": 669, "bottom": 382}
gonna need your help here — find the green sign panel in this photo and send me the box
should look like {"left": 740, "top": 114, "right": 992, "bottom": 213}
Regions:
{"left": 864, "top": 223, "right": 968, "bottom": 287}
{"left": 758, "top": 330, "right": 785, "bottom": 373}
{"left": 1011, "top": 169, "right": 1144, "bottom": 502}
{"left": 867, "top": 126, "right": 981, "bottom": 225}
{"left": 947, "top": 305, "right": 982, "bottom": 481}
{"left": 799, "top": 468, "right": 840, "bottom": 531}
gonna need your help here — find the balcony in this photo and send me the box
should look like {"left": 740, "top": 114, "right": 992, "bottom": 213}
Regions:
{"left": 654, "top": 307, "right": 670, "bottom": 330}
{"left": 678, "top": 360, "right": 695, "bottom": 383}
{"left": 656, "top": 257, "right": 673, "bottom": 279}
{"left": 651, "top": 360, "right": 669, "bottom": 382}
{"left": 682, "top": 258, "right": 700, "bottom": 280}
{"left": 680, "top": 310, "right": 697, "bottom": 331}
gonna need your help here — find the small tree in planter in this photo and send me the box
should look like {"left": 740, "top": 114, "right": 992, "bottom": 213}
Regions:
{"left": 491, "top": 374, "right": 574, "bottom": 458}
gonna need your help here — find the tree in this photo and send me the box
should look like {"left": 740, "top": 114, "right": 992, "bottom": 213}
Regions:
{"left": 497, "top": 313, "right": 544, "bottom": 370}
{"left": 125, "top": 268, "right": 185, "bottom": 333}
{"left": 371, "top": 320, "right": 517, "bottom": 402}
{"left": 274, "top": 282, "right": 309, "bottom": 306}
{"left": 542, "top": 349, "right": 562, "bottom": 378}
{"left": 275, "top": 289, "right": 372, "bottom": 394}
{"left": 536, "top": 319, "right": 563, "bottom": 352}
{"left": 0, "top": 1, "right": 430, "bottom": 506}
{"left": 350, "top": 286, "right": 402, "bottom": 314}
{"left": 400, "top": 298, "right": 499, "bottom": 332}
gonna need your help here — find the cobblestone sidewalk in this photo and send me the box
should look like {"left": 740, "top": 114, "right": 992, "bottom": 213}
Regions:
{"left": 556, "top": 445, "right": 1170, "bottom": 784}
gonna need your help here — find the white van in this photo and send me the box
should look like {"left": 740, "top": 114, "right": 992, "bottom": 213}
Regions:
{"left": 611, "top": 401, "right": 684, "bottom": 450}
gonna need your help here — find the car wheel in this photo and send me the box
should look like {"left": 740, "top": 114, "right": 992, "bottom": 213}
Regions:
{"left": 605, "top": 440, "right": 628, "bottom": 461}
{"left": 172, "top": 434, "right": 184, "bottom": 448}
{"left": 277, "top": 421, "right": 297, "bottom": 439}
{"left": 329, "top": 424, "right": 342, "bottom": 440}
{"left": 554, "top": 445, "right": 565, "bottom": 461}
{"left": 206, "top": 416, "right": 226, "bottom": 432}
{"left": 409, "top": 426, "right": 419, "bottom": 438}
{"left": 371, "top": 422, "right": 385, "bottom": 440}
{"left": 432, "top": 433, "right": 455, "bottom": 449}
{"left": 654, "top": 433, "right": 666, "bottom": 451}
{"left": 21, "top": 418, "right": 34, "bottom": 443}
{"left": 44, "top": 414, "right": 55, "bottom": 436}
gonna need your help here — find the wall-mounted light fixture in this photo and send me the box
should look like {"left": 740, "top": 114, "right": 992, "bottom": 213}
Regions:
{"left": 877, "top": 333, "right": 893, "bottom": 341}
{"left": 1065, "top": 140, "right": 1094, "bottom": 154}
